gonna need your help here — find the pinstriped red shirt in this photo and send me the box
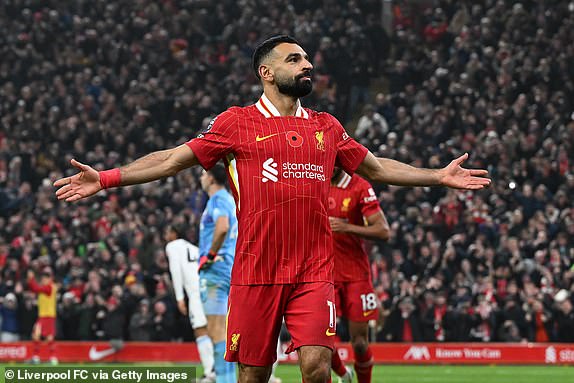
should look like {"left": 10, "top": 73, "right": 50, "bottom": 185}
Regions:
{"left": 328, "top": 173, "right": 381, "bottom": 282}
{"left": 187, "top": 95, "right": 368, "bottom": 285}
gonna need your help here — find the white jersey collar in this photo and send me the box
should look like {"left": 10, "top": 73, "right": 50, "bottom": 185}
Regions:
{"left": 255, "top": 93, "right": 309, "bottom": 119}
{"left": 336, "top": 172, "right": 352, "bottom": 189}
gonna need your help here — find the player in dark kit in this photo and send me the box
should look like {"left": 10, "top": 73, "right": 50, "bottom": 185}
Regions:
{"left": 54, "top": 35, "right": 490, "bottom": 383}
{"left": 328, "top": 169, "right": 390, "bottom": 383}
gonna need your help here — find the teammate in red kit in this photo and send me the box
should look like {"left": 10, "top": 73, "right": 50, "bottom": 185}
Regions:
{"left": 54, "top": 35, "right": 490, "bottom": 383}
{"left": 27, "top": 267, "right": 58, "bottom": 364}
{"left": 328, "top": 169, "right": 389, "bottom": 383}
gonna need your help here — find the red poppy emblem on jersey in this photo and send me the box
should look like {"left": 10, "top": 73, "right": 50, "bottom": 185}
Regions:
{"left": 287, "top": 131, "right": 303, "bottom": 148}
{"left": 328, "top": 197, "right": 336, "bottom": 210}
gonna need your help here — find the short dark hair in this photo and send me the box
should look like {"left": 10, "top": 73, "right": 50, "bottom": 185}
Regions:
{"left": 165, "top": 224, "right": 185, "bottom": 239}
{"left": 252, "top": 35, "right": 301, "bottom": 79}
{"left": 208, "top": 163, "right": 228, "bottom": 186}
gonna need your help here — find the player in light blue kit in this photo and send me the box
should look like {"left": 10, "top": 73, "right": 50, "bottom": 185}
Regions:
{"left": 198, "top": 163, "right": 237, "bottom": 383}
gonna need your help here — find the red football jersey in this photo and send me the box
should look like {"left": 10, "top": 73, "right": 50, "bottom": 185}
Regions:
{"left": 328, "top": 172, "right": 381, "bottom": 282}
{"left": 187, "top": 95, "right": 368, "bottom": 285}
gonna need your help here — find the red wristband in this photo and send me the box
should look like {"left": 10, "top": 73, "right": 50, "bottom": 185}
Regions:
{"left": 99, "top": 168, "right": 121, "bottom": 189}
{"left": 207, "top": 250, "right": 218, "bottom": 260}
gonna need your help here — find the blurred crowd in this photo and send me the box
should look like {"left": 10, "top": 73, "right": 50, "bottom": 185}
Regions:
{"left": 0, "top": 0, "right": 385, "bottom": 342}
{"left": 361, "top": 0, "right": 574, "bottom": 343}
{"left": 0, "top": 0, "right": 573, "bottom": 344}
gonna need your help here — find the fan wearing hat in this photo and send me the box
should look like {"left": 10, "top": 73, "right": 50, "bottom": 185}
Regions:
{"left": 27, "top": 267, "right": 58, "bottom": 364}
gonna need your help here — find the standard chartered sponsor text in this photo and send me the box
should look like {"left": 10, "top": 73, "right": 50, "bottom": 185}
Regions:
{"left": 282, "top": 161, "right": 325, "bottom": 181}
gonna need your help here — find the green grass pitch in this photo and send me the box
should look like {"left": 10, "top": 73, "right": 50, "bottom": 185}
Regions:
{"left": 2, "top": 364, "right": 572, "bottom": 383}
{"left": 279, "top": 365, "right": 572, "bottom": 383}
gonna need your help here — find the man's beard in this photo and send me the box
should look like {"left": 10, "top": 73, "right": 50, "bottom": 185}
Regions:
{"left": 276, "top": 74, "right": 313, "bottom": 98}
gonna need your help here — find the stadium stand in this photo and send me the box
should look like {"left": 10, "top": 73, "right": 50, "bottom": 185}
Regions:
{"left": 0, "top": 0, "right": 572, "bottom": 344}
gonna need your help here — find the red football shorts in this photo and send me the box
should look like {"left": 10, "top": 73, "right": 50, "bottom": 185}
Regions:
{"left": 335, "top": 280, "right": 378, "bottom": 322}
{"left": 34, "top": 317, "right": 56, "bottom": 338}
{"left": 224, "top": 282, "right": 336, "bottom": 366}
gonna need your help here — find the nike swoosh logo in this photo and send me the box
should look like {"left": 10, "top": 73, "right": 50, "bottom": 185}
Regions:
{"left": 88, "top": 346, "right": 118, "bottom": 361}
{"left": 325, "top": 329, "right": 336, "bottom": 336}
{"left": 363, "top": 310, "right": 375, "bottom": 317}
{"left": 256, "top": 134, "right": 279, "bottom": 142}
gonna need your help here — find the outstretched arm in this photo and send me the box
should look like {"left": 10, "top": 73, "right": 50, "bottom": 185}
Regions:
{"left": 355, "top": 152, "right": 490, "bottom": 190}
{"left": 54, "top": 144, "right": 198, "bottom": 202}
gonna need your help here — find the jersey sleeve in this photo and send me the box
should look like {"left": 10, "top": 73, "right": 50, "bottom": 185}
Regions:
{"left": 186, "top": 109, "right": 238, "bottom": 170}
{"left": 187, "top": 244, "right": 199, "bottom": 262}
{"left": 357, "top": 178, "right": 382, "bottom": 218}
{"left": 331, "top": 115, "right": 368, "bottom": 174}
{"left": 165, "top": 243, "right": 185, "bottom": 301}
